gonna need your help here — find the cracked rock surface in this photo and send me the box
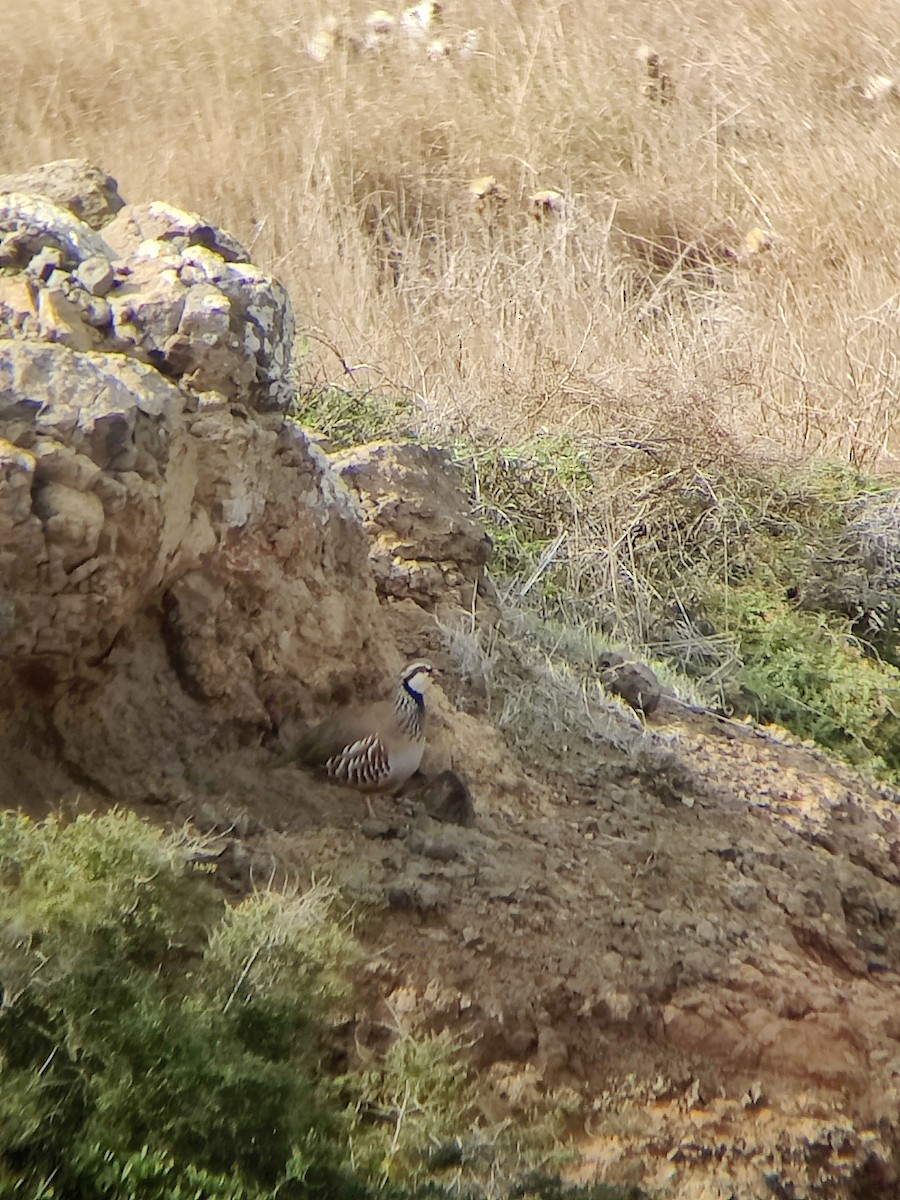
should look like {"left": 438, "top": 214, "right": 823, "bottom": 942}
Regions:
{"left": 0, "top": 184, "right": 293, "bottom": 409}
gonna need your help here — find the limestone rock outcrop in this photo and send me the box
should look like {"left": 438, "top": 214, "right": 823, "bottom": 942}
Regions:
{"left": 0, "top": 185, "right": 293, "bottom": 411}
{"left": 0, "top": 163, "right": 391, "bottom": 803}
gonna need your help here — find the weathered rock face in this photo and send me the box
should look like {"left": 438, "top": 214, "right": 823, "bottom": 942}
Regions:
{"left": 0, "top": 342, "right": 186, "bottom": 669}
{"left": 331, "top": 441, "right": 498, "bottom": 619}
{"left": 0, "top": 187, "right": 293, "bottom": 411}
{"left": 0, "top": 165, "right": 391, "bottom": 803}
{"left": 0, "top": 159, "right": 124, "bottom": 230}
{"left": 0, "top": 337, "right": 374, "bottom": 677}
{"left": 0, "top": 331, "right": 391, "bottom": 798}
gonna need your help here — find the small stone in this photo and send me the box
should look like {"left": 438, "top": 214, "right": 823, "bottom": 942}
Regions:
{"left": 598, "top": 651, "right": 662, "bottom": 716}
{"left": 37, "top": 288, "right": 95, "bottom": 351}
{"left": 416, "top": 769, "right": 476, "bottom": 826}
{"left": 79, "top": 295, "right": 112, "bottom": 329}
{"left": 32, "top": 479, "right": 105, "bottom": 570}
{"left": 421, "top": 839, "right": 460, "bottom": 862}
{"left": 75, "top": 255, "right": 115, "bottom": 296}
{"left": 385, "top": 880, "right": 444, "bottom": 911}
{"left": 408, "top": 830, "right": 461, "bottom": 861}
{"left": 27, "top": 246, "right": 65, "bottom": 282}
{"left": 361, "top": 818, "right": 399, "bottom": 840}
{"left": 46, "top": 269, "right": 73, "bottom": 292}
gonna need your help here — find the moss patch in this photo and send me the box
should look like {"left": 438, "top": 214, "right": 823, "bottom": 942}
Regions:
{"left": 291, "top": 384, "right": 417, "bottom": 450}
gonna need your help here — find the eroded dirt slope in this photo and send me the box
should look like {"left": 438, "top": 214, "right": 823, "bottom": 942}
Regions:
{"left": 110, "top": 678, "right": 896, "bottom": 1200}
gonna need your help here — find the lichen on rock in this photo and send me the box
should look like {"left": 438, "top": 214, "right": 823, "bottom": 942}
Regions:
{"left": 0, "top": 164, "right": 391, "bottom": 802}
{"left": 0, "top": 181, "right": 294, "bottom": 411}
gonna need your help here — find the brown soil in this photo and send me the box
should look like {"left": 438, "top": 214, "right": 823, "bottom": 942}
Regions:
{"left": 13, "top": 674, "right": 898, "bottom": 1199}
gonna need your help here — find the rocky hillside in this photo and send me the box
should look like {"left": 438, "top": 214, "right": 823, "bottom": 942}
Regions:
{"left": 1, "top": 162, "right": 899, "bottom": 1199}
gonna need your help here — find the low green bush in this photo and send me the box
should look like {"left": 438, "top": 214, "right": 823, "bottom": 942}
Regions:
{"left": 709, "top": 586, "right": 900, "bottom": 772}
{"left": 0, "top": 810, "right": 361, "bottom": 1200}
{"left": 348, "top": 1031, "right": 473, "bottom": 1183}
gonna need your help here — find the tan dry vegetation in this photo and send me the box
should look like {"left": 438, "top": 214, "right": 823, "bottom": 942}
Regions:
{"left": 3, "top": 0, "right": 900, "bottom": 462}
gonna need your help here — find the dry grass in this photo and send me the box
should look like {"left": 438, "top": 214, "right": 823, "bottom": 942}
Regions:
{"left": 3, "top": 0, "right": 900, "bottom": 463}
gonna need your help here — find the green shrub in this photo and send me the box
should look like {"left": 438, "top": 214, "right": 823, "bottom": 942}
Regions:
{"left": 1, "top": 811, "right": 629, "bottom": 1200}
{"left": 0, "top": 810, "right": 361, "bottom": 1199}
{"left": 349, "top": 1032, "right": 473, "bottom": 1183}
{"left": 710, "top": 586, "right": 900, "bottom": 772}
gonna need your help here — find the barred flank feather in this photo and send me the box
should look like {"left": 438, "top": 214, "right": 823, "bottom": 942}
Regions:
{"left": 326, "top": 733, "right": 392, "bottom": 787}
